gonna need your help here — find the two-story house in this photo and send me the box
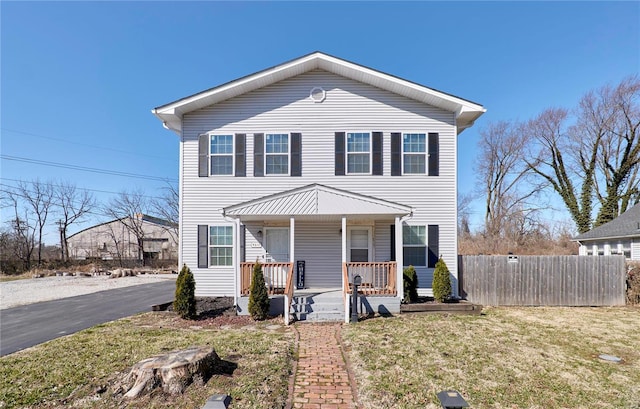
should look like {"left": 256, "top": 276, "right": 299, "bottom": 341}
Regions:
{"left": 152, "top": 52, "right": 485, "bottom": 322}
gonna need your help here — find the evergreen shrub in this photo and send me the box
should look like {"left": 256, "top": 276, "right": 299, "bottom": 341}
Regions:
{"left": 432, "top": 257, "right": 452, "bottom": 303}
{"left": 174, "top": 264, "right": 196, "bottom": 319}
{"left": 248, "top": 262, "right": 270, "bottom": 320}
{"left": 403, "top": 265, "right": 419, "bottom": 303}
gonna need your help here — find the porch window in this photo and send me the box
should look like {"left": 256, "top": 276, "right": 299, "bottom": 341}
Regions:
{"left": 403, "top": 133, "right": 426, "bottom": 174}
{"left": 210, "top": 135, "right": 234, "bottom": 175}
{"left": 403, "top": 225, "right": 426, "bottom": 266}
{"left": 209, "top": 226, "right": 233, "bottom": 266}
{"left": 347, "top": 132, "right": 371, "bottom": 174}
{"left": 265, "top": 133, "right": 289, "bottom": 175}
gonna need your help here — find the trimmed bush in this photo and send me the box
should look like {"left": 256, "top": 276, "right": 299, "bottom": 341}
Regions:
{"left": 432, "top": 257, "right": 452, "bottom": 303}
{"left": 248, "top": 262, "right": 270, "bottom": 320}
{"left": 403, "top": 265, "right": 419, "bottom": 303}
{"left": 174, "top": 264, "right": 196, "bottom": 319}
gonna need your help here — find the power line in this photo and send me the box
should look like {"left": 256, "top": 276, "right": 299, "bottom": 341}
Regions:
{"left": 0, "top": 179, "right": 168, "bottom": 201}
{"left": 1, "top": 128, "right": 174, "bottom": 161}
{"left": 1, "top": 155, "right": 178, "bottom": 183}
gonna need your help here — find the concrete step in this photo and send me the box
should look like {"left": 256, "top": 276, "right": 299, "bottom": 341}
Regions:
{"left": 305, "top": 310, "right": 344, "bottom": 322}
{"left": 291, "top": 294, "right": 345, "bottom": 322}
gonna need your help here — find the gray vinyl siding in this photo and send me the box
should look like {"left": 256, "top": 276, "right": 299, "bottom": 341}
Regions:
{"left": 633, "top": 241, "right": 640, "bottom": 260}
{"left": 180, "top": 69, "right": 458, "bottom": 296}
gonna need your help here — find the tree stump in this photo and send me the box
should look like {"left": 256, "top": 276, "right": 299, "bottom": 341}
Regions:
{"left": 123, "top": 347, "right": 220, "bottom": 399}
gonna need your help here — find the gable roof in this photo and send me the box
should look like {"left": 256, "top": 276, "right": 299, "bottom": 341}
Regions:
{"left": 223, "top": 184, "right": 412, "bottom": 220}
{"left": 68, "top": 214, "right": 176, "bottom": 239}
{"left": 152, "top": 51, "right": 485, "bottom": 135}
{"left": 573, "top": 203, "right": 640, "bottom": 242}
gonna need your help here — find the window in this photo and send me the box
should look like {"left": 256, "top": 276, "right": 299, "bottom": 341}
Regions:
{"left": 347, "top": 132, "right": 371, "bottom": 174}
{"left": 265, "top": 133, "right": 289, "bottom": 175}
{"left": 209, "top": 226, "right": 233, "bottom": 266}
{"left": 210, "top": 135, "right": 233, "bottom": 175}
{"left": 403, "top": 225, "right": 426, "bottom": 266}
{"left": 403, "top": 133, "right": 426, "bottom": 174}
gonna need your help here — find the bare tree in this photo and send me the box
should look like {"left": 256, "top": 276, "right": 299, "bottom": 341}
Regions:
{"left": 457, "top": 192, "right": 474, "bottom": 237}
{"left": 15, "top": 180, "right": 54, "bottom": 266}
{"left": 104, "top": 189, "right": 151, "bottom": 266}
{"left": 3, "top": 193, "right": 36, "bottom": 271}
{"left": 476, "top": 120, "right": 542, "bottom": 239}
{"left": 525, "top": 76, "right": 640, "bottom": 232}
{"left": 54, "top": 181, "right": 96, "bottom": 262}
{"left": 152, "top": 182, "right": 179, "bottom": 243}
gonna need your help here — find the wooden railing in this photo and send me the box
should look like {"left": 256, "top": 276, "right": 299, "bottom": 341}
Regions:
{"left": 345, "top": 262, "right": 397, "bottom": 295}
{"left": 240, "top": 262, "right": 293, "bottom": 296}
{"left": 284, "top": 263, "right": 295, "bottom": 324}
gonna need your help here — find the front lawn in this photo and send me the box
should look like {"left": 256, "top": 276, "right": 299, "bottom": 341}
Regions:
{"left": 343, "top": 307, "right": 640, "bottom": 409}
{"left": 0, "top": 312, "right": 294, "bottom": 408}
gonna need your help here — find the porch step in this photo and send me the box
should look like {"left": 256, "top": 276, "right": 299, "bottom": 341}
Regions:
{"left": 291, "top": 291, "right": 344, "bottom": 322}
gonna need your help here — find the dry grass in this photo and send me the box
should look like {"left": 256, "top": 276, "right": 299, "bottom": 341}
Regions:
{"left": 0, "top": 312, "right": 294, "bottom": 408}
{"left": 343, "top": 307, "right": 640, "bottom": 409}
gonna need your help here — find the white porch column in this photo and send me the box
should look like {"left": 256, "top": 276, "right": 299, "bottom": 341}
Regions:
{"left": 342, "top": 216, "right": 348, "bottom": 323}
{"left": 290, "top": 217, "right": 295, "bottom": 263}
{"left": 395, "top": 216, "right": 404, "bottom": 300}
{"left": 234, "top": 218, "right": 241, "bottom": 306}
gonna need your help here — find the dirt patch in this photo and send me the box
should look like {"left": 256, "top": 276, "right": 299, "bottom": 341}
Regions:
{"left": 163, "top": 297, "right": 282, "bottom": 329}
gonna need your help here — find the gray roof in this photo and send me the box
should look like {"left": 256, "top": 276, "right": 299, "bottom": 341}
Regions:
{"left": 573, "top": 203, "right": 640, "bottom": 241}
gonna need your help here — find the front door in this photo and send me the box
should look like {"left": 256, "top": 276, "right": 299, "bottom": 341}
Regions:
{"left": 348, "top": 228, "right": 372, "bottom": 262}
{"left": 264, "top": 228, "right": 289, "bottom": 262}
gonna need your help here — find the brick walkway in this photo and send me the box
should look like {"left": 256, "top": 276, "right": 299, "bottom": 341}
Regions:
{"left": 291, "top": 323, "right": 357, "bottom": 409}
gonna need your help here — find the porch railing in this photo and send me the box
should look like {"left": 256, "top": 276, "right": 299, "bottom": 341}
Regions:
{"left": 240, "top": 262, "right": 293, "bottom": 296}
{"left": 345, "top": 262, "right": 397, "bottom": 295}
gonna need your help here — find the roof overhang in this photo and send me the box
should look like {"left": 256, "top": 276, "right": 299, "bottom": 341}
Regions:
{"left": 572, "top": 233, "right": 640, "bottom": 243}
{"left": 223, "top": 184, "right": 412, "bottom": 221}
{"left": 152, "top": 51, "right": 485, "bottom": 135}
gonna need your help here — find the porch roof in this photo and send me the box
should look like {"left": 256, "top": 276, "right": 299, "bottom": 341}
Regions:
{"left": 223, "top": 184, "right": 412, "bottom": 220}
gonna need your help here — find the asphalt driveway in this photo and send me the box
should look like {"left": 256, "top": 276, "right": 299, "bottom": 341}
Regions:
{"left": 0, "top": 280, "right": 175, "bottom": 356}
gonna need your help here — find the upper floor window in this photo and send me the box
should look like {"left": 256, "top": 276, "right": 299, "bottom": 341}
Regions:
{"left": 403, "top": 133, "right": 426, "bottom": 174}
{"left": 210, "top": 135, "right": 234, "bottom": 175}
{"left": 266, "top": 133, "right": 289, "bottom": 175}
{"left": 347, "top": 132, "right": 371, "bottom": 174}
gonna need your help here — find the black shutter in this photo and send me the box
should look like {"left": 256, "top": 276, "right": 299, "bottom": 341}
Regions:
{"left": 198, "top": 134, "right": 209, "bottom": 177}
{"left": 428, "top": 225, "right": 439, "bottom": 268}
{"left": 372, "top": 132, "right": 383, "bottom": 175}
{"left": 235, "top": 133, "right": 246, "bottom": 177}
{"left": 291, "top": 132, "right": 302, "bottom": 176}
{"left": 198, "top": 225, "right": 208, "bottom": 268}
{"left": 254, "top": 133, "right": 264, "bottom": 177}
{"left": 428, "top": 132, "right": 439, "bottom": 176}
{"left": 390, "top": 225, "right": 396, "bottom": 261}
{"left": 240, "top": 225, "right": 246, "bottom": 263}
{"left": 391, "top": 132, "right": 401, "bottom": 176}
{"left": 335, "top": 132, "right": 345, "bottom": 176}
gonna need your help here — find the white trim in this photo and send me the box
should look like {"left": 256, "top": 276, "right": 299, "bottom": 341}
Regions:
{"left": 178, "top": 131, "right": 185, "bottom": 269}
{"left": 345, "top": 131, "right": 372, "bottom": 175}
{"left": 289, "top": 217, "right": 295, "bottom": 263}
{"left": 208, "top": 224, "right": 235, "bottom": 268}
{"left": 264, "top": 132, "right": 291, "bottom": 176}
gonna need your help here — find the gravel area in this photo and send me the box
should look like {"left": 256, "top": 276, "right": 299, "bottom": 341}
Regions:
{"left": 0, "top": 274, "right": 177, "bottom": 310}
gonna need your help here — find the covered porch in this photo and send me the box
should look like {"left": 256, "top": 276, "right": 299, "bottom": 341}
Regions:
{"left": 223, "top": 184, "right": 412, "bottom": 323}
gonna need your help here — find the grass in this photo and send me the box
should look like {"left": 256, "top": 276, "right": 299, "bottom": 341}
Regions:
{"left": 343, "top": 307, "right": 640, "bottom": 409}
{"left": 0, "top": 312, "right": 294, "bottom": 408}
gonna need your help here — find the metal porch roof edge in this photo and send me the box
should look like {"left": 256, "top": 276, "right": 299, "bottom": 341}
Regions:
{"left": 152, "top": 51, "right": 485, "bottom": 134}
{"left": 223, "top": 183, "right": 413, "bottom": 218}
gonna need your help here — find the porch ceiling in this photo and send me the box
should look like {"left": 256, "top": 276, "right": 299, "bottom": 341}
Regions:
{"left": 223, "top": 184, "right": 412, "bottom": 220}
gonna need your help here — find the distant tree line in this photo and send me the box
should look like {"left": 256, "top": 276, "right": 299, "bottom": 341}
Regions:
{"left": 461, "top": 75, "right": 639, "bottom": 255}
{"left": 1, "top": 181, "right": 178, "bottom": 274}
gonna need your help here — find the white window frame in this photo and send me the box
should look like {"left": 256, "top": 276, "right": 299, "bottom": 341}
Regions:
{"left": 346, "top": 131, "right": 372, "bottom": 175}
{"left": 347, "top": 226, "right": 373, "bottom": 262}
{"left": 401, "top": 132, "right": 427, "bottom": 175}
{"left": 209, "top": 134, "right": 235, "bottom": 176}
{"left": 265, "top": 132, "right": 290, "bottom": 176}
{"left": 209, "top": 225, "right": 234, "bottom": 267}
{"left": 403, "top": 225, "right": 426, "bottom": 267}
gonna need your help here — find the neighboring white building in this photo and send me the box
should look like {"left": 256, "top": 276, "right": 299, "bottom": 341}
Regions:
{"left": 152, "top": 52, "right": 485, "bottom": 318}
{"left": 68, "top": 214, "right": 178, "bottom": 263}
{"left": 574, "top": 203, "right": 640, "bottom": 260}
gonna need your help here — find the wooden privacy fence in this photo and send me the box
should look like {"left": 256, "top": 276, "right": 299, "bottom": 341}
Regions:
{"left": 459, "top": 255, "right": 626, "bottom": 306}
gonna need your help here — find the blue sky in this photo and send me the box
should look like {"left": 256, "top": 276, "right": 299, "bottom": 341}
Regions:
{"left": 2, "top": 1, "right": 639, "bottom": 244}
